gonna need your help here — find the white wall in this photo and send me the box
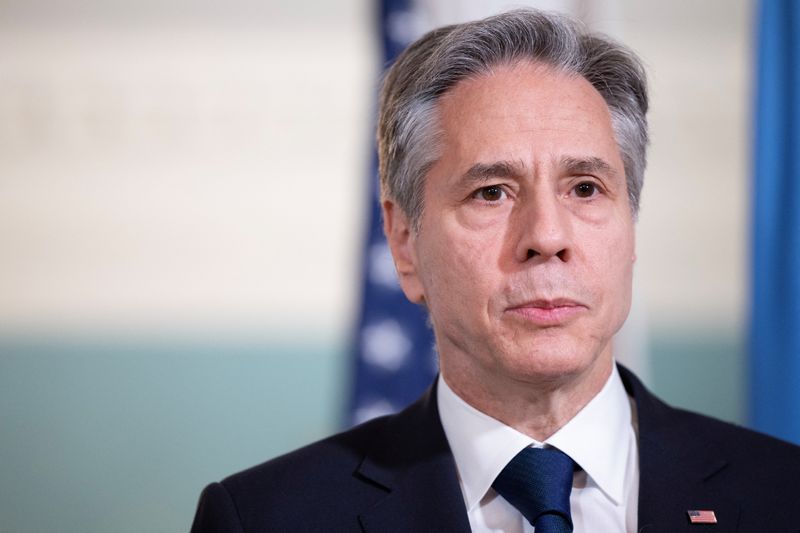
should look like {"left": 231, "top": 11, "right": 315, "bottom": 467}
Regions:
{"left": 0, "top": 1, "right": 375, "bottom": 341}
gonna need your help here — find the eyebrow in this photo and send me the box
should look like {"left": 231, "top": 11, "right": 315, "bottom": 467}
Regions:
{"left": 462, "top": 160, "right": 525, "bottom": 183}
{"left": 458, "top": 156, "right": 619, "bottom": 186}
{"left": 561, "top": 156, "right": 618, "bottom": 178}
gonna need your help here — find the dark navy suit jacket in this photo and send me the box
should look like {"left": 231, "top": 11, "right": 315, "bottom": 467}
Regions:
{"left": 191, "top": 366, "right": 800, "bottom": 532}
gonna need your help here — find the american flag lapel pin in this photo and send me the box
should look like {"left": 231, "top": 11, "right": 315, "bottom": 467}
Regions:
{"left": 687, "top": 510, "right": 717, "bottom": 524}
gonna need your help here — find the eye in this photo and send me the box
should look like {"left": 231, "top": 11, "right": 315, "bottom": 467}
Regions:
{"left": 473, "top": 185, "right": 506, "bottom": 202}
{"left": 573, "top": 181, "right": 600, "bottom": 198}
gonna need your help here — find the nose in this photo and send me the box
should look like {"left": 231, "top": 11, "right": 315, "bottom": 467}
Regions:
{"left": 513, "top": 191, "right": 572, "bottom": 263}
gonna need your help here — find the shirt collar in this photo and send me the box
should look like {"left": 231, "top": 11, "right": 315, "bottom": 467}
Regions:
{"left": 437, "top": 364, "right": 632, "bottom": 511}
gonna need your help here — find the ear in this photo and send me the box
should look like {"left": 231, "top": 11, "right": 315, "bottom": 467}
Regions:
{"left": 382, "top": 199, "right": 426, "bottom": 304}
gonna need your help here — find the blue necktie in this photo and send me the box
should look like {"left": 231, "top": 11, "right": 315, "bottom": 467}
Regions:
{"left": 492, "top": 447, "right": 575, "bottom": 533}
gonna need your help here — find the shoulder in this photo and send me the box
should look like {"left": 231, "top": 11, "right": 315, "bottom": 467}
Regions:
{"left": 621, "top": 364, "right": 800, "bottom": 475}
{"left": 192, "top": 415, "right": 396, "bottom": 533}
{"left": 225, "top": 412, "right": 393, "bottom": 496}
{"left": 666, "top": 403, "right": 800, "bottom": 477}
{"left": 630, "top": 370, "right": 800, "bottom": 465}
{"left": 190, "top": 384, "right": 453, "bottom": 533}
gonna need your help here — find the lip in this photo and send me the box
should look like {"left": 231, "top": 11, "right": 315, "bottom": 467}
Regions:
{"left": 506, "top": 298, "right": 587, "bottom": 326}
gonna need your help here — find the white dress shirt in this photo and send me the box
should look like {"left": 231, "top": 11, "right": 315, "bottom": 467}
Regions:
{"left": 437, "top": 364, "right": 639, "bottom": 532}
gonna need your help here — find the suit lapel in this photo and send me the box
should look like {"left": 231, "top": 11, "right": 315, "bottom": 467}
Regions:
{"left": 619, "top": 365, "right": 741, "bottom": 532}
{"left": 355, "top": 382, "right": 471, "bottom": 533}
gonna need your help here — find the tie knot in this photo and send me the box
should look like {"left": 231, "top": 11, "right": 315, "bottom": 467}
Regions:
{"left": 492, "top": 447, "right": 574, "bottom": 532}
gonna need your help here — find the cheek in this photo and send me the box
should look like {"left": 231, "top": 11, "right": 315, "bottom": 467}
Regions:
{"left": 591, "top": 227, "right": 635, "bottom": 314}
{"left": 579, "top": 219, "right": 633, "bottom": 281}
{"left": 417, "top": 223, "right": 503, "bottom": 308}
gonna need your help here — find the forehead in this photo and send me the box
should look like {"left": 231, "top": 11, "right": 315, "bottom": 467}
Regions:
{"left": 432, "top": 61, "right": 621, "bottom": 171}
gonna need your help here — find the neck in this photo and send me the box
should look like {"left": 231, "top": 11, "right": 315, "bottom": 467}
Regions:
{"left": 439, "top": 352, "right": 613, "bottom": 442}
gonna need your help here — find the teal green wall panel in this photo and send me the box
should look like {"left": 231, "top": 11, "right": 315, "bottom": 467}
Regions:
{"left": 649, "top": 329, "right": 744, "bottom": 425}
{"left": 0, "top": 339, "right": 345, "bottom": 533}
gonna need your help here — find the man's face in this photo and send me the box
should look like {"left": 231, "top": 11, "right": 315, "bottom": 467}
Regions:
{"left": 385, "top": 61, "right": 636, "bottom": 390}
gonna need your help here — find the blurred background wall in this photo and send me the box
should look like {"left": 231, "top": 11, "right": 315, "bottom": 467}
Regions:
{"left": 0, "top": 1, "right": 752, "bottom": 531}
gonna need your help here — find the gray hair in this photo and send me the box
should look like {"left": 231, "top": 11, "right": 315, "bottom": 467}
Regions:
{"left": 378, "top": 9, "right": 649, "bottom": 228}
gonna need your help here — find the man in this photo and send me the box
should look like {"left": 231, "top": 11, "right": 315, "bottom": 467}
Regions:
{"left": 192, "top": 9, "right": 800, "bottom": 532}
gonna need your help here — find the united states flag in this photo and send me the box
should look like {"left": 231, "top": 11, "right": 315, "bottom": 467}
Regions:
{"left": 687, "top": 510, "right": 717, "bottom": 524}
{"left": 346, "top": 0, "right": 437, "bottom": 427}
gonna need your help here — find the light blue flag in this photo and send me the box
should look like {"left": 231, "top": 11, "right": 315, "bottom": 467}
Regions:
{"left": 751, "top": 0, "right": 800, "bottom": 444}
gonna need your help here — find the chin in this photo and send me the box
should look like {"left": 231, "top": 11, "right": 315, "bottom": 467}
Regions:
{"left": 497, "top": 338, "right": 607, "bottom": 384}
